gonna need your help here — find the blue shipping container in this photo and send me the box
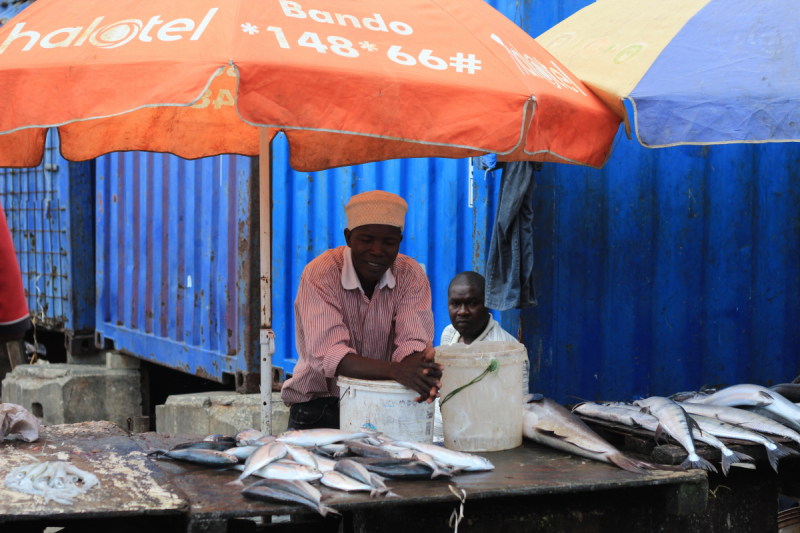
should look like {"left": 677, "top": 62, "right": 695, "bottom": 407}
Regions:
{"left": 94, "top": 152, "right": 260, "bottom": 385}
{"left": 0, "top": 129, "right": 95, "bottom": 351}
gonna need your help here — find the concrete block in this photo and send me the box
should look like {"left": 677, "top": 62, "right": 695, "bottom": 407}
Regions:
{"left": 156, "top": 392, "right": 289, "bottom": 436}
{"left": 66, "top": 351, "right": 106, "bottom": 365}
{"left": 106, "top": 352, "right": 141, "bottom": 369}
{"left": 1, "top": 364, "right": 142, "bottom": 430}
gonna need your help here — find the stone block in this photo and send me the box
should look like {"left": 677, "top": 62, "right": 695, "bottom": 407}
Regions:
{"left": 106, "top": 352, "right": 141, "bottom": 369}
{"left": 1, "top": 364, "right": 142, "bottom": 430}
{"left": 156, "top": 391, "right": 288, "bottom": 436}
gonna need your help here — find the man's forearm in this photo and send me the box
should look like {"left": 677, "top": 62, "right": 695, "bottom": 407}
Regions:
{"left": 335, "top": 354, "right": 396, "bottom": 381}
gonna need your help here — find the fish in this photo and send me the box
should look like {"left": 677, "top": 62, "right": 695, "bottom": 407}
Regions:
{"left": 318, "top": 443, "right": 348, "bottom": 455}
{"left": 575, "top": 402, "right": 750, "bottom": 475}
{"left": 678, "top": 402, "right": 800, "bottom": 446}
{"left": 411, "top": 452, "right": 450, "bottom": 479}
{"left": 343, "top": 440, "right": 396, "bottom": 458}
{"left": 204, "top": 434, "right": 237, "bottom": 444}
{"left": 321, "top": 471, "right": 374, "bottom": 493}
{"left": 688, "top": 414, "right": 798, "bottom": 473}
{"left": 390, "top": 441, "right": 494, "bottom": 472}
{"left": 149, "top": 448, "right": 240, "bottom": 467}
{"left": 634, "top": 397, "right": 716, "bottom": 472}
{"left": 233, "top": 462, "right": 322, "bottom": 482}
{"left": 171, "top": 441, "right": 234, "bottom": 452}
{"left": 242, "top": 479, "right": 339, "bottom": 517}
{"left": 277, "top": 429, "right": 369, "bottom": 447}
{"left": 334, "top": 459, "right": 395, "bottom": 498}
{"left": 739, "top": 405, "right": 800, "bottom": 432}
{"left": 285, "top": 444, "right": 319, "bottom": 470}
{"left": 224, "top": 446, "right": 259, "bottom": 462}
{"left": 524, "top": 397, "right": 676, "bottom": 474}
{"left": 377, "top": 444, "right": 415, "bottom": 459}
{"left": 354, "top": 460, "right": 435, "bottom": 480}
{"left": 770, "top": 384, "right": 800, "bottom": 403}
{"left": 255, "top": 435, "right": 277, "bottom": 445}
{"left": 314, "top": 456, "right": 337, "bottom": 473}
{"left": 227, "top": 441, "right": 288, "bottom": 487}
{"left": 685, "top": 384, "right": 800, "bottom": 425}
{"left": 235, "top": 428, "right": 265, "bottom": 446}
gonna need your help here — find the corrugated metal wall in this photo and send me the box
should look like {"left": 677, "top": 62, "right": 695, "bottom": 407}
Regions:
{"left": 94, "top": 152, "right": 260, "bottom": 382}
{"left": 271, "top": 133, "right": 519, "bottom": 372}
{"left": 0, "top": 129, "right": 95, "bottom": 339}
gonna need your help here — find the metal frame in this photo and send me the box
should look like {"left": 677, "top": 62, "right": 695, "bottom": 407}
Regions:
{"left": 259, "top": 129, "right": 275, "bottom": 434}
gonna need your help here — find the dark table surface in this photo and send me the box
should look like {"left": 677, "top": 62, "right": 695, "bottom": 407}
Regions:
{"left": 132, "top": 432, "right": 706, "bottom": 521}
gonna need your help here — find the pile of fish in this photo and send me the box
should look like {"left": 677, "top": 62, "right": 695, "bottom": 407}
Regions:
{"left": 573, "top": 383, "right": 800, "bottom": 475}
{"left": 4, "top": 461, "right": 100, "bottom": 504}
{"left": 149, "top": 427, "right": 494, "bottom": 516}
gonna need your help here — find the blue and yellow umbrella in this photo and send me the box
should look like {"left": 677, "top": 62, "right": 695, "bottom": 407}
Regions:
{"left": 537, "top": 0, "right": 799, "bottom": 147}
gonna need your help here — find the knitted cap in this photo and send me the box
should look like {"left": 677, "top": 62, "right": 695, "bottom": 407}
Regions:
{"left": 346, "top": 190, "right": 408, "bottom": 231}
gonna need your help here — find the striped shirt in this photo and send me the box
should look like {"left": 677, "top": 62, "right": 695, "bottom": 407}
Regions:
{"left": 281, "top": 246, "right": 434, "bottom": 406}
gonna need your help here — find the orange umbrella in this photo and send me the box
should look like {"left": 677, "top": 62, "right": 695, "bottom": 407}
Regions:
{"left": 0, "top": 0, "right": 620, "bottom": 170}
{"left": 0, "top": 0, "right": 620, "bottom": 433}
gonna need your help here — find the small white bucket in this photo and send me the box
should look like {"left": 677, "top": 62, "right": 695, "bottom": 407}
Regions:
{"left": 437, "top": 341, "right": 527, "bottom": 452}
{"left": 337, "top": 376, "right": 435, "bottom": 443}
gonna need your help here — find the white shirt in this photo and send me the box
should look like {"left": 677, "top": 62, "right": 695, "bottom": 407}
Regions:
{"left": 434, "top": 316, "right": 530, "bottom": 442}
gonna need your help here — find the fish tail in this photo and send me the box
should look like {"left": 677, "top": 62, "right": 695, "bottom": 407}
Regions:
{"left": 680, "top": 454, "right": 718, "bottom": 473}
{"left": 317, "top": 504, "right": 340, "bottom": 517}
{"left": 225, "top": 478, "right": 245, "bottom": 488}
{"left": 609, "top": 453, "right": 657, "bottom": 474}
{"left": 720, "top": 450, "right": 735, "bottom": 476}
{"left": 765, "top": 443, "right": 798, "bottom": 473}
{"left": 733, "top": 450, "right": 754, "bottom": 463}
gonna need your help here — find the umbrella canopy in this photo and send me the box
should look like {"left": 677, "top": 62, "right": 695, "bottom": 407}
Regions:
{"left": 0, "top": 0, "right": 620, "bottom": 170}
{"left": 537, "top": 0, "right": 800, "bottom": 148}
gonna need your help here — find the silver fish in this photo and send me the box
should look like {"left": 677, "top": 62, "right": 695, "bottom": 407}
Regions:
{"left": 243, "top": 479, "right": 338, "bottom": 517}
{"left": 576, "top": 402, "right": 751, "bottom": 475}
{"left": 524, "top": 398, "right": 672, "bottom": 474}
{"left": 770, "top": 383, "right": 800, "bottom": 403}
{"left": 321, "top": 471, "right": 373, "bottom": 493}
{"left": 277, "top": 429, "right": 368, "bottom": 447}
{"left": 314, "top": 456, "right": 337, "bottom": 473}
{"left": 689, "top": 414, "right": 798, "bottom": 473}
{"left": 152, "top": 448, "right": 240, "bottom": 467}
{"left": 204, "top": 434, "right": 236, "bottom": 444}
{"left": 344, "top": 440, "right": 396, "bottom": 458}
{"left": 334, "top": 459, "right": 394, "bottom": 498}
{"left": 233, "top": 462, "right": 322, "bottom": 482}
{"left": 411, "top": 452, "right": 449, "bottom": 479}
{"left": 235, "top": 428, "right": 265, "bottom": 446}
{"left": 390, "top": 442, "right": 493, "bottom": 472}
{"left": 225, "top": 446, "right": 259, "bottom": 462}
{"left": 678, "top": 402, "right": 800, "bottom": 446}
{"left": 285, "top": 444, "right": 319, "bottom": 470}
{"left": 255, "top": 435, "right": 277, "bottom": 445}
{"left": 635, "top": 397, "right": 716, "bottom": 472}
{"left": 377, "top": 444, "right": 414, "bottom": 459}
{"left": 228, "top": 441, "right": 287, "bottom": 486}
{"left": 686, "top": 384, "right": 800, "bottom": 425}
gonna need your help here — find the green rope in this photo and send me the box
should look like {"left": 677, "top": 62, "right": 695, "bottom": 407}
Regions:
{"left": 440, "top": 359, "right": 499, "bottom": 407}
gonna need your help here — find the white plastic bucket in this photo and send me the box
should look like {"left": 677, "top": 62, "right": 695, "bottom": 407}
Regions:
{"left": 437, "top": 341, "right": 526, "bottom": 452}
{"left": 337, "top": 377, "right": 435, "bottom": 443}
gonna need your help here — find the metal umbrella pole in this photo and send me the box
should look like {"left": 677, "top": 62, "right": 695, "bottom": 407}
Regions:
{"left": 258, "top": 128, "right": 275, "bottom": 435}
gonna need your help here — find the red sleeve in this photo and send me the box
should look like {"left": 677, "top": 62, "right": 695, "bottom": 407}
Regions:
{"left": 0, "top": 203, "right": 31, "bottom": 335}
{"left": 391, "top": 260, "right": 434, "bottom": 362}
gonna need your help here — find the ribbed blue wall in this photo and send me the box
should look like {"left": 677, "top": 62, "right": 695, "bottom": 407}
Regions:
{"left": 94, "top": 152, "right": 260, "bottom": 381}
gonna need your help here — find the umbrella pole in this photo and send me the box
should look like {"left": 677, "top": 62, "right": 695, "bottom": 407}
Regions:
{"left": 258, "top": 129, "right": 275, "bottom": 435}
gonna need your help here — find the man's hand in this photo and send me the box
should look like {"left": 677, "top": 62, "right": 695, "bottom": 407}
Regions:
{"left": 390, "top": 344, "right": 444, "bottom": 403}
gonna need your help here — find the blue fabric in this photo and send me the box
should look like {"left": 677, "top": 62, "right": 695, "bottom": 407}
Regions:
{"left": 485, "top": 161, "right": 541, "bottom": 311}
{"left": 630, "top": 0, "right": 800, "bottom": 146}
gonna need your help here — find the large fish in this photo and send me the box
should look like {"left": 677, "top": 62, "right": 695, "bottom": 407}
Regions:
{"left": 525, "top": 397, "right": 674, "bottom": 474}
{"left": 232, "top": 462, "right": 322, "bottom": 482}
{"left": 149, "top": 448, "right": 240, "bottom": 467}
{"left": 577, "top": 403, "right": 751, "bottom": 475}
{"left": 355, "top": 460, "right": 436, "bottom": 480}
{"left": 277, "top": 429, "right": 369, "bottom": 447}
{"left": 678, "top": 402, "right": 800, "bottom": 446}
{"left": 235, "top": 428, "right": 265, "bottom": 447}
{"left": 688, "top": 414, "right": 798, "bottom": 473}
{"left": 242, "top": 479, "right": 338, "bottom": 517}
{"left": 685, "top": 384, "right": 800, "bottom": 424}
{"left": 285, "top": 444, "right": 320, "bottom": 470}
{"left": 321, "top": 471, "right": 374, "bottom": 493}
{"left": 634, "top": 397, "right": 716, "bottom": 472}
{"left": 390, "top": 442, "right": 494, "bottom": 472}
{"left": 334, "top": 459, "right": 394, "bottom": 498}
{"left": 227, "top": 442, "right": 287, "bottom": 486}
{"left": 225, "top": 446, "right": 259, "bottom": 463}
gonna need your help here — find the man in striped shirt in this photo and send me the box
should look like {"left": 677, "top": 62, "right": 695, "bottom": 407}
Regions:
{"left": 281, "top": 190, "right": 441, "bottom": 430}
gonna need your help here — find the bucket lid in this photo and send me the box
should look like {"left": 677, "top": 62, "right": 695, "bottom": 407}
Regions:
{"left": 435, "top": 341, "right": 527, "bottom": 367}
{"left": 337, "top": 376, "right": 416, "bottom": 394}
